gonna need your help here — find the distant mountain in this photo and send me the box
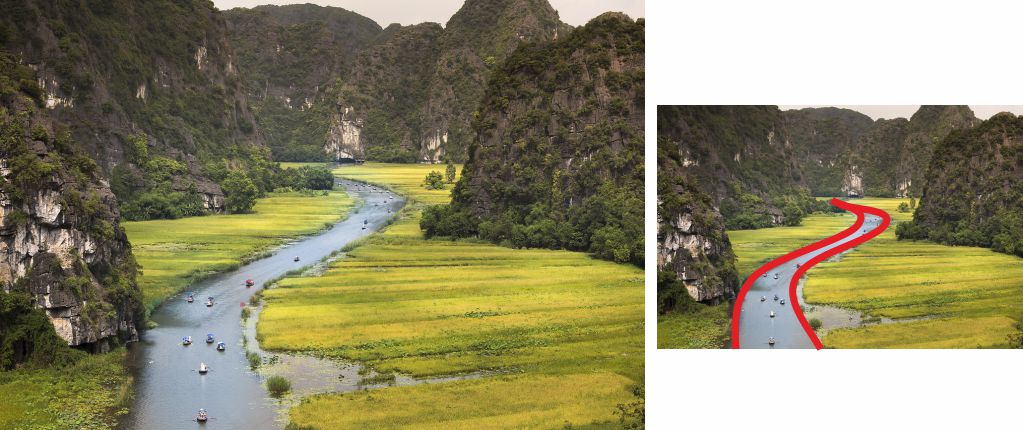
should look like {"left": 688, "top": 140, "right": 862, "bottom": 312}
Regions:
{"left": 224, "top": 0, "right": 571, "bottom": 164}
{"left": 421, "top": 13, "right": 644, "bottom": 265}
{"left": 785, "top": 105, "right": 978, "bottom": 198}
{"left": 224, "top": 4, "right": 382, "bottom": 161}
{"left": 897, "top": 112, "right": 1023, "bottom": 257}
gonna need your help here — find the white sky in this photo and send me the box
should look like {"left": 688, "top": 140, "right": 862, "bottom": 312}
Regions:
{"left": 779, "top": 105, "right": 1023, "bottom": 121}
{"left": 212, "top": 1, "right": 644, "bottom": 26}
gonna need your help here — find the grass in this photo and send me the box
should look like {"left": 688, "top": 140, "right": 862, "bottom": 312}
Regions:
{"left": 729, "top": 197, "right": 1023, "bottom": 348}
{"left": 0, "top": 351, "right": 131, "bottom": 430}
{"left": 124, "top": 190, "right": 354, "bottom": 309}
{"left": 657, "top": 303, "right": 730, "bottom": 349}
{"left": 260, "top": 163, "right": 643, "bottom": 428}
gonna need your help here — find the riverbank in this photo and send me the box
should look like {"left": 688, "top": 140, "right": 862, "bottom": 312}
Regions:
{"left": 124, "top": 189, "right": 354, "bottom": 310}
{"left": 257, "top": 163, "right": 644, "bottom": 428}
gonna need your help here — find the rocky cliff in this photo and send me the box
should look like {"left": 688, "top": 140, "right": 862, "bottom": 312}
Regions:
{"left": 657, "top": 139, "right": 739, "bottom": 305}
{"left": 422, "top": 13, "right": 644, "bottom": 266}
{"left": 898, "top": 112, "right": 1023, "bottom": 256}
{"left": 1, "top": 55, "right": 142, "bottom": 356}
{"left": 1, "top": 0, "right": 269, "bottom": 218}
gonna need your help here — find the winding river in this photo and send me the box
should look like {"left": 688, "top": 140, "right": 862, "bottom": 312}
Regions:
{"left": 121, "top": 179, "right": 403, "bottom": 429}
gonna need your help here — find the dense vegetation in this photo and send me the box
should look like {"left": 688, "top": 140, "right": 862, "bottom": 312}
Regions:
{"left": 421, "top": 13, "right": 645, "bottom": 266}
{"left": 897, "top": 112, "right": 1023, "bottom": 257}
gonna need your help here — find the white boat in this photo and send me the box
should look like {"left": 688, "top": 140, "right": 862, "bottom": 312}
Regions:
{"left": 770, "top": 311, "right": 776, "bottom": 318}
{"left": 199, "top": 362, "right": 208, "bottom": 374}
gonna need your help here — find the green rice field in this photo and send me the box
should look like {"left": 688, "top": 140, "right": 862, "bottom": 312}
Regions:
{"left": 124, "top": 190, "right": 353, "bottom": 309}
{"left": 657, "top": 303, "right": 730, "bottom": 349}
{"left": 729, "top": 197, "right": 1023, "bottom": 348}
{"left": 259, "top": 163, "right": 644, "bottom": 428}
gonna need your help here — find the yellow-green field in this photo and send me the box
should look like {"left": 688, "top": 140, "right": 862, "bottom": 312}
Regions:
{"left": 729, "top": 198, "right": 1023, "bottom": 348}
{"left": 124, "top": 190, "right": 353, "bottom": 309}
{"left": 333, "top": 162, "right": 459, "bottom": 205}
{"left": 260, "top": 163, "right": 643, "bottom": 428}
{"left": 0, "top": 351, "right": 129, "bottom": 430}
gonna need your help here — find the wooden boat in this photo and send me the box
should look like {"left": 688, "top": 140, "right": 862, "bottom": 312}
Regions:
{"left": 196, "top": 408, "right": 208, "bottom": 422}
{"left": 199, "top": 362, "right": 208, "bottom": 374}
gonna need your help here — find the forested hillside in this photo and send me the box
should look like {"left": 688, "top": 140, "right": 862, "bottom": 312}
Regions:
{"left": 897, "top": 112, "right": 1023, "bottom": 256}
{"left": 421, "top": 13, "right": 644, "bottom": 265}
{"left": 0, "top": 0, "right": 276, "bottom": 220}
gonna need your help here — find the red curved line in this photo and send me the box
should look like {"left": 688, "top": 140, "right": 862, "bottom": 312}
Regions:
{"left": 730, "top": 198, "right": 891, "bottom": 350}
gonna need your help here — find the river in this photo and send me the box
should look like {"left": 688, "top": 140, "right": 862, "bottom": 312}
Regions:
{"left": 121, "top": 179, "right": 403, "bottom": 429}
{"left": 735, "top": 213, "right": 884, "bottom": 349}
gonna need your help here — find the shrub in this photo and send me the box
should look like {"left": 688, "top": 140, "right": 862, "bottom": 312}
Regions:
{"left": 247, "top": 351, "right": 261, "bottom": 370}
{"left": 809, "top": 318, "right": 823, "bottom": 331}
{"left": 266, "top": 375, "right": 291, "bottom": 397}
{"left": 223, "top": 171, "right": 258, "bottom": 213}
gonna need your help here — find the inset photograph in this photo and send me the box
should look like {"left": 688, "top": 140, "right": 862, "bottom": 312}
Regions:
{"left": 658, "top": 105, "right": 1023, "bottom": 349}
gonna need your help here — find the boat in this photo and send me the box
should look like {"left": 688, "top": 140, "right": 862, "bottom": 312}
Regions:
{"left": 780, "top": 299, "right": 786, "bottom": 305}
{"left": 196, "top": 408, "right": 208, "bottom": 422}
{"left": 294, "top": 256, "right": 300, "bottom": 262}
{"left": 768, "top": 337, "right": 776, "bottom": 346}
{"left": 186, "top": 293, "right": 194, "bottom": 303}
{"left": 770, "top": 311, "right": 776, "bottom": 318}
{"left": 245, "top": 279, "right": 255, "bottom": 287}
{"left": 216, "top": 342, "right": 226, "bottom": 351}
{"left": 206, "top": 333, "right": 215, "bottom": 344}
{"left": 183, "top": 336, "right": 192, "bottom": 346}
{"left": 199, "top": 362, "right": 208, "bottom": 374}
{"left": 760, "top": 296, "right": 766, "bottom": 302}
{"left": 206, "top": 297, "right": 214, "bottom": 307}
{"left": 773, "top": 294, "right": 779, "bottom": 301}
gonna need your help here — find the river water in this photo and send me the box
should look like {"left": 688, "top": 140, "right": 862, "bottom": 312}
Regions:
{"left": 121, "top": 180, "right": 403, "bottom": 429}
{"left": 736, "top": 213, "right": 884, "bottom": 349}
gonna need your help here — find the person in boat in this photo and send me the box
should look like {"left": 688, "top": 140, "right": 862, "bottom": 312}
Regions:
{"left": 773, "top": 273, "right": 779, "bottom": 280}
{"left": 183, "top": 336, "right": 192, "bottom": 345}
{"left": 217, "top": 341, "right": 226, "bottom": 351}
{"left": 206, "top": 297, "right": 214, "bottom": 306}
{"left": 245, "top": 279, "right": 255, "bottom": 287}
{"left": 199, "top": 362, "right": 208, "bottom": 374}
{"left": 760, "top": 295, "right": 766, "bottom": 302}
{"left": 768, "top": 337, "right": 776, "bottom": 345}
{"left": 186, "top": 293, "right": 194, "bottom": 303}
{"left": 294, "top": 256, "right": 300, "bottom": 262}
{"left": 780, "top": 299, "right": 786, "bottom": 305}
{"left": 206, "top": 333, "right": 215, "bottom": 343}
{"left": 774, "top": 294, "right": 779, "bottom": 301}
{"left": 196, "top": 408, "right": 208, "bottom": 422}
{"left": 770, "top": 311, "right": 776, "bottom": 318}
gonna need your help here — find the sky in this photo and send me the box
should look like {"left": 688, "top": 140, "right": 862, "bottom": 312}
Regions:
{"left": 212, "top": 0, "right": 644, "bottom": 27}
{"left": 779, "top": 105, "right": 1023, "bottom": 121}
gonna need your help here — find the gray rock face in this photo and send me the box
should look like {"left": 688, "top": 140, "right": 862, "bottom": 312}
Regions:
{"left": 1, "top": 152, "right": 141, "bottom": 350}
{"left": 324, "top": 106, "right": 364, "bottom": 161}
{"left": 657, "top": 203, "right": 736, "bottom": 303}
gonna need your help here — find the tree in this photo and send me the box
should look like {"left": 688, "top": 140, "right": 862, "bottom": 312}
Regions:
{"left": 445, "top": 163, "right": 456, "bottom": 183}
{"left": 909, "top": 197, "right": 916, "bottom": 209}
{"left": 423, "top": 171, "right": 445, "bottom": 190}
{"left": 782, "top": 202, "right": 804, "bottom": 226}
{"left": 897, "top": 202, "right": 910, "bottom": 213}
{"left": 222, "top": 171, "right": 258, "bottom": 213}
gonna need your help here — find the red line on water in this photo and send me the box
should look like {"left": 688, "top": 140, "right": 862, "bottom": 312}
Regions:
{"left": 730, "top": 198, "right": 891, "bottom": 350}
